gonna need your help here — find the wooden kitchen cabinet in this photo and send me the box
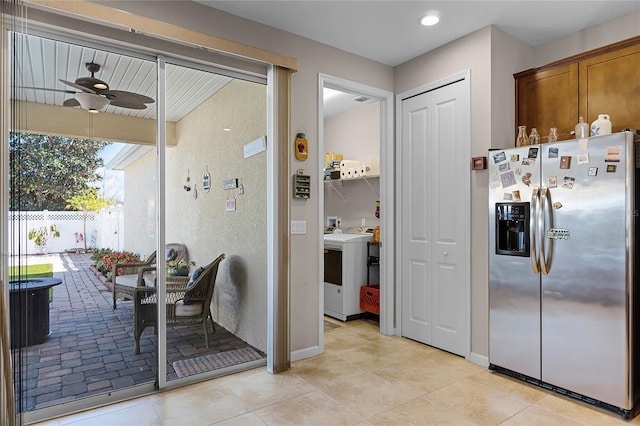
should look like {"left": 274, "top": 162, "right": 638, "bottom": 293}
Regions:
{"left": 515, "top": 36, "right": 640, "bottom": 145}
{"left": 516, "top": 64, "right": 578, "bottom": 143}
{"left": 579, "top": 43, "right": 640, "bottom": 133}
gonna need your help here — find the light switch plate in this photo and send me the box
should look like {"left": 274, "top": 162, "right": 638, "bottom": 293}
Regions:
{"left": 291, "top": 220, "right": 306, "bottom": 234}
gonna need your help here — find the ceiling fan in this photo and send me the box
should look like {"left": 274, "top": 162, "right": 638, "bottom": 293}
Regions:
{"left": 31, "top": 62, "right": 154, "bottom": 113}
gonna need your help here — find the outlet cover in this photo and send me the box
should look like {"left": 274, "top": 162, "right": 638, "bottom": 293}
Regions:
{"left": 291, "top": 220, "right": 306, "bottom": 235}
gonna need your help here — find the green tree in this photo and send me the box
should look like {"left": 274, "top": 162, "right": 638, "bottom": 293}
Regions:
{"left": 66, "top": 187, "right": 115, "bottom": 250}
{"left": 9, "top": 133, "right": 110, "bottom": 211}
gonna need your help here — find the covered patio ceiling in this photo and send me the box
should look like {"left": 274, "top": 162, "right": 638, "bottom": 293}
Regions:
{"left": 11, "top": 32, "right": 231, "bottom": 122}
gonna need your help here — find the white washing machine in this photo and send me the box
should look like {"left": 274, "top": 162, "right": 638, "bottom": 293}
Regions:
{"left": 324, "top": 232, "right": 373, "bottom": 321}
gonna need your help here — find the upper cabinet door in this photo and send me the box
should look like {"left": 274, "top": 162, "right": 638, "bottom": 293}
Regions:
{"left": 579, "top": 43, "right": 640, "bottom": 133}
{"left": 515, "top": 63, "right": 579, "bottom": 143}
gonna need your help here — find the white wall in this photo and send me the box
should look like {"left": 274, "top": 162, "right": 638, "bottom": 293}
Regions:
{"left": 122, "top": 79, "right": 268, "bottom": 351}
{"left": 324, "top": 102, "right": 380, "bottom": 229}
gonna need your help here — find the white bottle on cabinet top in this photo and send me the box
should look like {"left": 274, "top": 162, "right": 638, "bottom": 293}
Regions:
{"left": 591, "top": 114, "right": 612, "bottom": 136}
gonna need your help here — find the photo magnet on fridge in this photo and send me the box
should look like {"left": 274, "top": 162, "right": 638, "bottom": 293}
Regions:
{"left": 588, "top": 167, "right": 598, "bottom": 176}
{"left": 605, "top": 146, "right": 622, "bottom": 162}
{"left": 560, "top": 156, "right": 572, "bottom": 169}
{"left": 607, "top": 165, "right": 617, "bottom": 173}
{"left": 548, "top": 176, "right": 557, "bottom": 188}
{"left": 577, "top": 153, "right": 589, "bottom": 165}
{"left": 548, "top": 147, "right": 559, "bottom": 158}
{"left": 493, "top": 151, "right": 506, "bottom": 163}
{"left": 500, "top": 171, "right": 516, "bottom": 188}
{"left": 498, "top": 163, "right": 510, "bottom": 171}
{"left": 510, "top": 154, "right": 520, "bottom": 162}
{"left": 562, "top": 176, "right": 576, "bottom": 189}
{"left": 528, "top": 147, "right": 539, "bottom": 159}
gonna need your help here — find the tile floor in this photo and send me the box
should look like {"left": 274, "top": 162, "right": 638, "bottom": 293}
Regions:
{"left": 34, "top": 317, "right": 639, "bottom": 425}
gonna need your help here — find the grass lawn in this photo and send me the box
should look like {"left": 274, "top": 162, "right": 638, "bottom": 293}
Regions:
{"left": 9, "top": 263, "right": 53, "bottom": 278}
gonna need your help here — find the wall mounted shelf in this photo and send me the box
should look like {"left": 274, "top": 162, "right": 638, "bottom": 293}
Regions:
{"left": 323, "top": 174, "right": 380, "bottom": 200}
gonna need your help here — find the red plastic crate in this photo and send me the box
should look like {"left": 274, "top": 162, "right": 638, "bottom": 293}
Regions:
{"left": 360, "top": 284, "right": 380, "bottom": 315}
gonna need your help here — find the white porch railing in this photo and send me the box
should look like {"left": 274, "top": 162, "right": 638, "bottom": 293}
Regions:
{"left": 8, "top": 207, "right": 124, "bottom": 255}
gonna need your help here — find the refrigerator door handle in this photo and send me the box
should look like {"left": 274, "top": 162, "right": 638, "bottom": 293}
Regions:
{"left": 540, "top": 186, "right": 554, "bottom": 275}
{"left": 531, "top": 186, "right": 540, "bottom": 274}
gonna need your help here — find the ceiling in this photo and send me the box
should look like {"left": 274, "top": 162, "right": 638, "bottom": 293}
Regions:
{"left": 196, "top": 1, "right": 640, "bottom": 67}
{"left": 12, "top": 2, "right": 640, "bottom": 121}
{"left": 12, "top": 33, "right": 231, "bottom": 122}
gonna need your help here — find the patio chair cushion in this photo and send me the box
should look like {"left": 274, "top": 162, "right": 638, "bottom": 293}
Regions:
{"left": 184, "top": 267, "right": 204, "bottom": 304}
{"left": 165, "top": 248, "right": 177, "bottom": 261}
{"left": 114, "top": 274, "right": 138, "bottom": 288}
{"left": 175, "top": 300, "right": 203, "bottom": 316}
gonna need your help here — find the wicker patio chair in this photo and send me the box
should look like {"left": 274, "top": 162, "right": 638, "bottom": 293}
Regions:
{"left": 132, "top": 254, "right": 225, "bottom": 354}
{"left": 112, "top": 243, "right": 188, "bottom": 309}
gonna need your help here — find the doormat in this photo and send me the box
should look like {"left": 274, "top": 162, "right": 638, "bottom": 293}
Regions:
{"left": 324, "top": 320, "right": 342, "bottom": 331}
{"left": 173, "top": 347, "right": 265, "bottom": 378}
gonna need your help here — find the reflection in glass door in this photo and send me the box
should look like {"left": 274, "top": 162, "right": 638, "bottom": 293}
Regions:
{"left": 8, "top": 31, "right": 158, "bottom": 421}
{"left": 161, "top": 60, "right": 268, "bottom": 385}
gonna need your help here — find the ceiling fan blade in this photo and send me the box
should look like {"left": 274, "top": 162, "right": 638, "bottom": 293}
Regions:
{"left": 63, "top": 98, "right": 80, "bottom": 107}
{"left": 59, "top": 79, "right": 97, "bottom": 94}
{"left": 17, "top": 86, "right": 77, "bottom": 94}
{"left": 108, "top": 100, "right": 148, "bottom": 110}
{"left": 104, "top": 90, "right": 155, "bottom": 104}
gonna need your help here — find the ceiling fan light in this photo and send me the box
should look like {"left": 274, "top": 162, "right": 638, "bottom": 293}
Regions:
{"left": 93, "top": 82, "right": 108, "bottom": 90}
{"left": 75, "top": 93, "right": 110, "bottom": 112}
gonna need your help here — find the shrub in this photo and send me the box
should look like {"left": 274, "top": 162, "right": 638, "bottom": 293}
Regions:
{"left": 90, "top": 248, "right": 113, "bottom": 266}
{"left": 100, "top": 251, "right": 140, "bottom": 280}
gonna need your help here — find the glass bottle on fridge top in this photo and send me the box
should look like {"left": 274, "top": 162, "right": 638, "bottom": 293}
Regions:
{"left": 528, "top": 128, "right": 540, "bottom": 145}
{"left": 575, "top": 116, "right": 589, "bottom": 139}
{"left": 548, "top": 127, "right": 558, "bottom": 143}
{"left": 516, "top": 125, "right": 528, "bottom": 146}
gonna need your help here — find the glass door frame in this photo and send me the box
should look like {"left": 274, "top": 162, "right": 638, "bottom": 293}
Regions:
{"left": 3, "top": 22, "right": 276, "bottom": 422}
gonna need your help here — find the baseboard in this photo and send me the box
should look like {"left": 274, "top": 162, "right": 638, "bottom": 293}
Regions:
{"left": 291, "top": 345, "right": 322, "bottom": 362}
{"left": 469, "top": 351, "right": 489, "bottom": 368}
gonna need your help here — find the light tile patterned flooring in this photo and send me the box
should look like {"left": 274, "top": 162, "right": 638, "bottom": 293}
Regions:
{"left": 35, "top": 317, "right": 638, "bottom": 425}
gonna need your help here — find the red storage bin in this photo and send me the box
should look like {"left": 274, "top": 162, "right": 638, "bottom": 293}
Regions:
{"left": 360, "top": 284, "right": 380, "bottom": 315}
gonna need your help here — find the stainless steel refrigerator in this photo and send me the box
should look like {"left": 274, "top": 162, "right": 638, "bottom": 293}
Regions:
{"left": 488, "top": 131, "right": 640, "bottom": 418}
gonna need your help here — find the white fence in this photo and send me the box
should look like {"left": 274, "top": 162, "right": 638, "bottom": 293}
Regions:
{"left": 8, "top": 207, "right": 124, "bottom": 255}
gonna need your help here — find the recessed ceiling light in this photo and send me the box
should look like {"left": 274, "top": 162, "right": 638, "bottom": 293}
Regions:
{"left": 223, "top": 128, "right": 231, "bottom": 132}
{"left": 420, "top": 13, "right": 440, "bottom": 26}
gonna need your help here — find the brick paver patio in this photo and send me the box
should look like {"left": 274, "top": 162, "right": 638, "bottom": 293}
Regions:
{"left": 11, "top": 252, "right": 264, "bottom": 412}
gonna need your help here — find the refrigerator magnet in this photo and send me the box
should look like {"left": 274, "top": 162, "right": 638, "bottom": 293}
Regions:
{"left": 503, "top": 192, "right": 513, "bottom": 201}
{"left": 490, "top": 174, "right": 501, "bottom": 189}
{"left": 607, "top": 165, "right": 617, "bottom": 173}
{"left": 528, "top": 147, "right": 539, "bottom": 159}
{"left": 577, "top": 153, "right": 589, "bottom": 165}
{"left": 510, "top": 154, "right": 520, "bottom": 162}
{"left": 522, "top": 172, "right": 532, "bottom": 186}
{"left": 522, "top": 158, "right": 535, "bottom": 166}
{"left": 578, "top": 138, "right": 589, "bottom": 150}
{"left": 498, "top": 163, "right": 510, "bottom": 171}
{"left": 548, "top": 147, "right": 559, "bottom": 158}
{"left": 500, "top": 171, "right": 516, "bottom": 188}
{"left": 515, "top": 167, "right": 522, "bottom": 176}
{"left": 560, "top": 156, "right": 572, "bottom": 169}
{"left": 548, "top": 176, "right": 558, "bottom": 188}
{"left": 605, "top": 146, "right": 622, "bottom": 162}
{"left": 562, "top": 176, "right": 576, "bottom": 189}
{"left": 512, "top": 190, "right": 521, "bottom": 201}
{"left": 588, "top": 167, "right": 598, "bottom": 176}
{"left": 493, "top": 151, "right": 506, "bottom": 163}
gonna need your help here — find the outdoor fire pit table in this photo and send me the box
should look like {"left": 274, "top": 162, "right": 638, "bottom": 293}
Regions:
{"left": 9, "top": 278, "right": 62, "bottom": 348}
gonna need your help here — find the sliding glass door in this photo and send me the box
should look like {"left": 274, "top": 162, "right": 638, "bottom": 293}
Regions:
{"left": 8, "top": 30, "right": 159, "bottom": 422}
{"left": 6, "top": 25, "right": 268, "bottom": 423}
{"left": 160, "top": 59, "right": 268, "bottom": 386}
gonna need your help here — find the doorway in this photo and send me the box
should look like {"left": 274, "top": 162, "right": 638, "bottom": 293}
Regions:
{"left": 317, "top": 74, "right": 394, "bottom": 345}
{"left": 397, "top": 71, "right": 471, "bottom": 357}
{"left": 5, "top": 27, "right": 270, "bottom": 423}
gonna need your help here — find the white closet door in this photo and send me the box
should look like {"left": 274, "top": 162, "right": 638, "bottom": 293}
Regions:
{"left": 400, "top": 77, "right": 469, "bottom": 357}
